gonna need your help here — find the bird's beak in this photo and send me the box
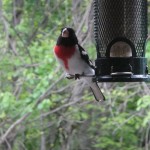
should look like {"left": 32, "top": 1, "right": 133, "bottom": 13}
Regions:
{"left": 62, "top": 28, "right": 69, "bottom": 38}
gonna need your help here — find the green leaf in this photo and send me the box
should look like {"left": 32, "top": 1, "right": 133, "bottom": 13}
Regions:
{"left": 37, "top": 99, "right": 53, "bottom": 110}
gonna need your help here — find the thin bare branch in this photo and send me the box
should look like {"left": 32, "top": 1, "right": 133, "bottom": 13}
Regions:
{"left": 0, "top": 113, "right": 30, "bottom": 144}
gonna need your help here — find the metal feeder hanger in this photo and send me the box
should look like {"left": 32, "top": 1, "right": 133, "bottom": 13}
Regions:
{"left": 93, "top": 0, "right": 150, "bottom": 82}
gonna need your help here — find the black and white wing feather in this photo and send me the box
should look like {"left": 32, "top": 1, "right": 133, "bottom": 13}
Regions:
{"left": 77, "top": 44, "right": 105, "bottom": 101}
{"left": 77, "top": 44, "right": 95, "bottom": 69}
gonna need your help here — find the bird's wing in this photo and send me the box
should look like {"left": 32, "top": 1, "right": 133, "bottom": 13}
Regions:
{"left": 77, "top": 44, "right": 95, "bottom": 69}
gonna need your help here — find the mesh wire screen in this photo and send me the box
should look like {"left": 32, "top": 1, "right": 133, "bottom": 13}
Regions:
{"left": 93, "top": 0, "right": 147, "bottom": 57}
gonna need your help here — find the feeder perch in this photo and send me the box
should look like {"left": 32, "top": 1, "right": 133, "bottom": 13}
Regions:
{"left": 93, "top": 0, "right": 150, "bottom": 82}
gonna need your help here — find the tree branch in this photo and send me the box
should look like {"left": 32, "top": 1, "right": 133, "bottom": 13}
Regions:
{"left": 0, "top": 113, "right": 30, "bottom": 144}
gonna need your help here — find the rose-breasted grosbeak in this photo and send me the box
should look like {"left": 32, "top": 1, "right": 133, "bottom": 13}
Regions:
{"left": 54, "top": 27, "right": 105, "bottom": 101}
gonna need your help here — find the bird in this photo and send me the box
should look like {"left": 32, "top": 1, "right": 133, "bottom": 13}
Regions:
{"left": 54, "top": 27, "right": 105, "bottom": 101}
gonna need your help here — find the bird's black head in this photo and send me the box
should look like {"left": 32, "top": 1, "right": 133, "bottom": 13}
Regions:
{"left": 56, "top": 27, "right": 78, "bottom": 46}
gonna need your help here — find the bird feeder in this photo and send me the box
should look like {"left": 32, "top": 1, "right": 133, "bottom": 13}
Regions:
{"left": 93, "top": 0, "right": 150, "bottom": 82}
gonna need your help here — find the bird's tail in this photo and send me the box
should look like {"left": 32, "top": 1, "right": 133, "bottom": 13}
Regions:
{"left": 84, "top": 77, "right": 105, "bottom": 101}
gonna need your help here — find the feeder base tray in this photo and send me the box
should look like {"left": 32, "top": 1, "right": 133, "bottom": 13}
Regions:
{"left": 94, "top": 74, "right": 150, "bottom": 82}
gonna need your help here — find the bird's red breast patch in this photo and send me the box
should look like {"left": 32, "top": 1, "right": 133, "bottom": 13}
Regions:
{"left": 54, "top": 45, "right": 76, "bottom": 70}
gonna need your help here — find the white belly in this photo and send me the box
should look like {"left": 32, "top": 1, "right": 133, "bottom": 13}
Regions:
{"left": 67, "top": 50, "right": 94, "bottom": 75}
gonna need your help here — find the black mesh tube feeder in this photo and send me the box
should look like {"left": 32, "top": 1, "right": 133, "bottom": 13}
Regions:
{"left": 93, "top": 0, "right": 150, "bottom": 82}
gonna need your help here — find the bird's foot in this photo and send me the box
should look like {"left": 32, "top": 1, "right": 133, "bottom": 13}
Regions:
{"left": 74, "top": 74, "right": 80, "bottom": 80}
{"left": 65, "top": 73, "right": 74, "bottom": 79}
